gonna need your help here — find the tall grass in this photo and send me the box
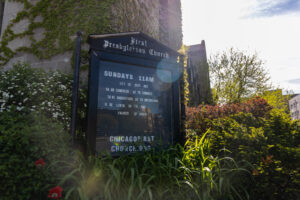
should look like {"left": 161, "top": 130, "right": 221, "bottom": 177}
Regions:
{"left": 59, "top": 131, "right": 250, "bottom": 200}
{"left": 181, "top": 130, "right": 251, "bottom": 200}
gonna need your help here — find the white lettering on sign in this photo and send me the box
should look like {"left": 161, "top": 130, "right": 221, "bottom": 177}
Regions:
{"left": 149, "top": 49, "right": 169, "bottom": 59}
{"left": 143, "top": 136, "right": 155, "bottom": 142}
{"left": 104, "top": 70, "right": 133, "bottom": 80}
{"left": 118, "top": 111, "right": 129, "bottom": 116}
{"left": 117, "top": 96, "right": 133, "bottom": 101}
{"left": 102, "top": 39, "right": 170, "bottom": 59}
{"left": 139, "top": 112, "right": 147, "bottom": 116}
{"left": 109, "top": 136, "right": 155, "bottom": 143}
{"left": 116, "top": 103, "right": 125, "bottom": 108}
{"left": 115, "top": 88, "right": 129, "bottom": 94}
{"left": 139, "top": 76, "right": 154, "bottom": 82}
{"left": 111, "top": 145, "right": 152, "bottom": 152}
{"left": 103, "top": 40, "right": 146, "bottom": 54}
{"left": 130, "top": 37, "right": 148, "bottom": 47}
{"left": 144, "top": 98, "right": 158, "bottom": 103}
{"left": 141, "top": 105, "right": 146, "bottom": 109}
{"left": 142, "top": 91, "right": 152, "bottom": 96}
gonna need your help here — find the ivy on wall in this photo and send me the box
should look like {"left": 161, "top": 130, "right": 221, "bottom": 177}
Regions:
{"left": 0, "top": 0, "right": 181, "bottom": 67}
{"left": 0, "top": 0, "right": 117, "bottom": 66}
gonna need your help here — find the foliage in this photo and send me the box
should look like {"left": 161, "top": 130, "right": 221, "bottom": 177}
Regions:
{"left": 58, "top": 133, "right": 249, "bottom": 200}
{"left": 186, "top": 97, "right": 272, "bottom": 134}
{"left": 186, "top": 99, "right": 300, "bottom": 200}
{"left": 0, "top": 110, "right": 73, "bottom": 200}
{"left": 0, "top": 63, "right": 84, "bottom": 199}
{"left": 0, "top": 0, "right": 116, "bottom": 66}
{"left": 0, "top": 61, "right": 298, "bottom": 199}
{"left": 206, "top": 113, "right": 268, "bottom": 165}
{"left": 0, "top": 63, "right": 249, "bottom": 199}
{"left": 253, "top": 110, "right": 300, "bottom": 199}
{"left": 0, "top": 62, "right": 87, "bottom": 132}
{"left": 181, "top": 132, "right": 251, "bottom": 200}
{"left": 178, "top": 45, "right": 190, "bottom": 106}
{"left": 1, "top": 109, "right": 248, "bottom": 200}
{"left": 0, "top": 0, "right": 170, "bottom": 66}
{"left": 262, "top": 89, "right": 290, "bottom": 113}
{"left": 209, "top": 48, "right": 271, "bottom": 103}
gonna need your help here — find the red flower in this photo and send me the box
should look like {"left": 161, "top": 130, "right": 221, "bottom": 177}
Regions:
{"left": 262, "top": 155, "right": 274, "bottom": 165}
{"left": 35, "top": 158, "right": 45, "bottom": 167}
{"left": 48, "top": 186, "right": 63, "bottom": 199}
{"left": 252, "top": 169, "right": 259, "bottom": 176}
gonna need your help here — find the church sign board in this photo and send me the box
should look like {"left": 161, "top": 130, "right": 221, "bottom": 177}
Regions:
{"left": 87, "top": 32, "right": 184, "bottom": 156}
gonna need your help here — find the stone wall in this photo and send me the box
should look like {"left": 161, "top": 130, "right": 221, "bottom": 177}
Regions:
{"left": 159, "top": 0, "right": 182, "bottom": 50}
{"left": 187, "top": 41, "right": 212, "bottom": 106}
{"left": 0, "top": 0, "right": 182, "bottom": 71}
{"left": 111, "top": 0, "right": 160, "bottom": 40}
{"left": 0, "top": 0, "right": 4, "bottom": 34}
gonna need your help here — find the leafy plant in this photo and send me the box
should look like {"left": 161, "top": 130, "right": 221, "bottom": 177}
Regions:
{"left": 58, "top": 133, "right": 249, "bottom": 200}
{"left": 181, "top": 131, "right": 251, "bottom": 200}
{"left": 0, "top": 110, "right": 72, "bottom": 199}
{"left": 0, "top": 0, "right": 117, "bottom": 66}
{"left": 0, "top": 62, "right": 87, "bottom": 132}
{"left": 262, "top": 89, "right": 291, "bottom": 113}
{"left": 0, "top": 63, "right": 88, "bottom": 199}
{"left": 189, "top": 107, "right": 300, "bottom": 199}
{"left": 186, "top": 97, "right": 272, "bottom": 135}
{"left": 209, "top": 48, "right": 271, "bottom": 104}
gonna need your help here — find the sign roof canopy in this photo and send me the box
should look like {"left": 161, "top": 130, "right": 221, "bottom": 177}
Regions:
{"left": 88, "top": 32, "right": 182, "bottom": 61}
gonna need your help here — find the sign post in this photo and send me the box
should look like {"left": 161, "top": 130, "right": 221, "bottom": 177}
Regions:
{"left": 87, "top": 32, "right": 184, "bottom": 155}
{"left": 70, "top": 31, "right": 82, "bottom": 146}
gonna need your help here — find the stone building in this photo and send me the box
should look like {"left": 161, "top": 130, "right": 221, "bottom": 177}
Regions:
{"left": 0, "top": 0, "right": 182, "bottom": 71}
{"left": 187, "top": 40, "right": 212, "bottom": 106}
{"left": 289, "top": 94, "right": 300, "bottom": 120}
{"left": 0, "top": 1, "right": 4, "bottom": 34}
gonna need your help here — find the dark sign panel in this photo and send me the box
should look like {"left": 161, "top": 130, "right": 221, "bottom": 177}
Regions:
{"left": 87, "top": 32, "right": 184, "bottom": 155}
{"left": 97, "top": 61, "right": 173, "bottom": 153}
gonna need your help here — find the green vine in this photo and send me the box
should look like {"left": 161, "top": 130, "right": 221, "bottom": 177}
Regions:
{"left": 0, "top": 0, "right": 177, "bottom": 67}
{"left": 0, "top": 0, "right": 117, "bottom": 66}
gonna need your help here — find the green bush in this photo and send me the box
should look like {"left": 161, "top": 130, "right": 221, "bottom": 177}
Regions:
{"left": 3, "top": 63, "right": 298, "bottom": 199}
{"left": 186, "top": 97, "right": 272, "bottom": 135}
{"left": 203, "top": 111, "right": 300, "bottom": 199}
{"left": 2, "top": 110, "right": 249, "bottom": 200}
{"left": 0, "top": 110, "right": 72, "bottom": 199}
{"left": 0, "top": 63, "right": 87, "bottom": 199}
{"left": 206, "top": 113, "right": 267, "bottom": 164}
{"left": 252, "top": 110, "right": 300, "bottom": 199}
{"left": 0, "top": 62, "right": 87, "bottom": 133}
{"left": 56, "top": 133, "right": 250, "bottom": 200}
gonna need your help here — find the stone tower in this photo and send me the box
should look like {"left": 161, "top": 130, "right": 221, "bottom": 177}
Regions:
{"left": 0, "top": 0, "right": 182, "bottom": 71}
{"left": 187, "top": 40, "right": 212, "bottom": 106}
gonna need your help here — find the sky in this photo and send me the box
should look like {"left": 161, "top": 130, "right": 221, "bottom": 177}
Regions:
{"left": 182, "top": 0, "right": 300, "bottom": 94}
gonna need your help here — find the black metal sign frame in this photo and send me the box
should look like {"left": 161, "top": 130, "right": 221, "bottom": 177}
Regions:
{"left": 87, "top": 32, "right": 184, "bottom": 155}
